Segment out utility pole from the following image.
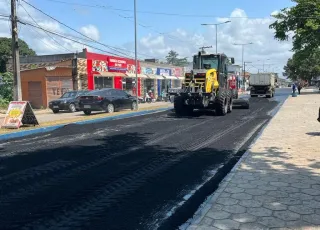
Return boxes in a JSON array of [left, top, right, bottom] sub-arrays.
[[11, 0, 22, 101], [233, 42, 253, 79], [201, 21, 231, 53], [134, 0, 138, 110]]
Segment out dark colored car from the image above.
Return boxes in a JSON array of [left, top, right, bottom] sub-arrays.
[[318, 107, 320, 122], [78, 88, 137, 115], [49, 90, 89, 113]]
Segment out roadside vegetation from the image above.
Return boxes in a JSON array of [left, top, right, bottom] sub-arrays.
[[270, 0, 320, 82]]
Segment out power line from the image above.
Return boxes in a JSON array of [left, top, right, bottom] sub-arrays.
[[41, 0, 274, 19], [20, 0, 176, 59], [20, 0, 135, 58], [86, 0, 201, 47], [19, 20, 131, 56], [19, 2, 72, 53]]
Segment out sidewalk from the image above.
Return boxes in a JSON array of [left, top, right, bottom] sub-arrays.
[[186, 91, 320, 230]]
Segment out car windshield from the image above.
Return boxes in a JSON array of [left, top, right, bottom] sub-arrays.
[[193, 55, 219, 70], [61, 92, 77, 98]]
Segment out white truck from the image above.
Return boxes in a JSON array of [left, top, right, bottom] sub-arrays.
[[249, 73, 276, 98]]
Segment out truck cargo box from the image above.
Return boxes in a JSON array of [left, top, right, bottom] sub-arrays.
[[249, 73, 275, 86]]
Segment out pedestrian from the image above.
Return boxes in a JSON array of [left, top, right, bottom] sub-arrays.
[[297, 82, 302, 94], [292, 83, 296, 95]]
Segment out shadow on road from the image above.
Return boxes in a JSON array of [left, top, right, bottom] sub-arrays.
[[306, 132, 320, 136], [0, 129, 250, 230]]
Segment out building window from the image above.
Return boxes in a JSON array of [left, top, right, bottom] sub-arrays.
[[94, 76, 113, 89], [144, 78, 155, 95], [124, 77, 134, 95], [172, 79, 181, 88]]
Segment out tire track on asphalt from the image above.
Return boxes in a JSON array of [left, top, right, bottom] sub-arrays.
[[1, 104, 260, 192], [0, 160, 77, 188], [0, 115, 165, 157], [0, 115, 223, 205], [18, 111, 263, 229], [1, 105, 263, 229]]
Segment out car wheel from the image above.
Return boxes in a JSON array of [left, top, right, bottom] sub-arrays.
[[107, 103, 115, 113], [52, 109, 59, 114], [84, 110, 91, 115], [68, 103, 76, 113], [131, 101, 137, 110]]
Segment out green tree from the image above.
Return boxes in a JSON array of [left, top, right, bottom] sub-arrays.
[[284, 48, 320, 81], [165, 50, 189, 67], [269, 0, 320, 53], [0, 37, 36, 73], [0, 72, 13, 107]]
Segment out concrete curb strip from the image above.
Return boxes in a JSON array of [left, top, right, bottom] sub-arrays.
[[183, 96, 289, 229], [0, 107, 173, 141]]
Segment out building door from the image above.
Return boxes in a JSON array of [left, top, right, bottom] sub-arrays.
[[28, 81, 43, 109]]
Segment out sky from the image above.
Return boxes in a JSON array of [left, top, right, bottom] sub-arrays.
[[0, 0, 296, 76]]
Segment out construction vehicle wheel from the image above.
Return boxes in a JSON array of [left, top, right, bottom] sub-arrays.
[[174, 96, 193, 116], [227, 91, 234, 113], [216, 90, 228, 116]]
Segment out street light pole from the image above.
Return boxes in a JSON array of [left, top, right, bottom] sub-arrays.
[[257, 59, 270, 72], [134, 0, 138, 110], [215, 24, 218, 53], [233, 42, 253, 78], [201, 21, 231, 53]]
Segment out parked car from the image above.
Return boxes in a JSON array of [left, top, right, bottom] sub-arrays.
[[78, 88, 137, 115], [49, 90, 89, 113], [318, 107, 320, 123]]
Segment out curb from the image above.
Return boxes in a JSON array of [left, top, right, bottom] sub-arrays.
[[0, 106, 173, 141]]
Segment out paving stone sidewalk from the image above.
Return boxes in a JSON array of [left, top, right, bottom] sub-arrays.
[[186, 91, 320, 230]]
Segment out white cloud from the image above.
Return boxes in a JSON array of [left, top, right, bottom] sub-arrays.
[[0, 3, 293, 76], [0, 0, 100, 55], [80, 25, 100, 41], [125, 8, 293, 76]]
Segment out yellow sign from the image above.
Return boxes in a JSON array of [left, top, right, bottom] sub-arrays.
[[9, 108, 22, 118], [1, 101, 39, 129]]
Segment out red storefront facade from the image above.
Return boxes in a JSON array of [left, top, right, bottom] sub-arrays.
[[85, 49, 142, 96]]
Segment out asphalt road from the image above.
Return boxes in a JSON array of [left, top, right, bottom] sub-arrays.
[[0, 88, 290, 230]]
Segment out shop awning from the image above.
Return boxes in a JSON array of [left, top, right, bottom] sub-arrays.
[[95, 72, 126, 77], [147, 74, 165, 79], [125, 73, 149, 78], [163, 76, 179, 80]]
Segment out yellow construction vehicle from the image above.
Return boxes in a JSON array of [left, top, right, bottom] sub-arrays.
[[169, 47, 235, 116]]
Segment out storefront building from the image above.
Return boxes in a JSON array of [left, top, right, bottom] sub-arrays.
[[85, 50, 143, 96], [20, 64, 73, 109]]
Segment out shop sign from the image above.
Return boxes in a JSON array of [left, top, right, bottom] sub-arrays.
[[92, 60, 108, 72], [157, 68, 171, 76], [108, 57, 127, 72], [172, 68, 182, 77], [126, 64, 136, 74], [1, 101, 39, 129], [142, 67, 156, 75]]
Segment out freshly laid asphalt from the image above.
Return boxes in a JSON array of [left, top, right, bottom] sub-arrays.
[[0, 88, 290, 230]]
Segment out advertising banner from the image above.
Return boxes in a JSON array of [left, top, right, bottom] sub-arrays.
[[142, 67, 157, 75], [108, 57, 127, 72], [156, 68, 171, 76], [1, 101, 39, 129], [172, 68, 182, 77], [92, 60, 108, 72]]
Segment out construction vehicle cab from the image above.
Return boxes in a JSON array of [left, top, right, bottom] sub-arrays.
[[169, 48, 235, 116]]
